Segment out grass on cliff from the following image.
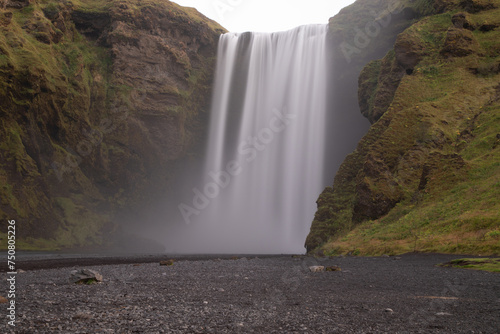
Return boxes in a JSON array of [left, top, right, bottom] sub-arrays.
[[321, 7, 500, 257], [323, 83, 500, 256], [439, 258, 500, 272]]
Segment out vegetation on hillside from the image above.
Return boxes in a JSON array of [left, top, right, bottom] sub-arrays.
[[307, 0, 500, 256]]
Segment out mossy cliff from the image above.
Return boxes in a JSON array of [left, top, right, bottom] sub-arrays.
[[307, 0, 500, 256], [0, 0, 224, 249]]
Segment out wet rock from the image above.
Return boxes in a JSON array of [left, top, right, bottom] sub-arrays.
[[309, 266, 325, 273], [69, 269, 103, 284]]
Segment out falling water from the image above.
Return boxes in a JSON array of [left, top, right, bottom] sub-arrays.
[[177, 25, 329, 254]]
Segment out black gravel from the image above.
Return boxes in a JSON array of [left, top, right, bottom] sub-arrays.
[[1, 254, 499, 333]]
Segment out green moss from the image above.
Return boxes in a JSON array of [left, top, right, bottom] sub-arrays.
[[54, 197, 108, 247], [440, 258, 500, 272], [309, 0, 500, 255]]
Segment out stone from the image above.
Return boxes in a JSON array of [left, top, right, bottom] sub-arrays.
[[0, 296, 8, 303], [436, 312, 453, 316], [160, 260, 175, 266], [69, 269, 103, 284], [385, 308, 394, 313], [326, 266, 342, 272], [309, 266, 325, 273]]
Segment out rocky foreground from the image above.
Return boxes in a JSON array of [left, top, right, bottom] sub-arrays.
[[1, 254, 499, 333]]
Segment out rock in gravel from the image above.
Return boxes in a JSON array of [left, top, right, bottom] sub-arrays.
[[309, 266, 325, 272], [436, 312, 453, 316], [326, 266, 342, 272], [69, 269, 103, 284], [0, 296, 8, 303], [385, 308, 394, 313], [160, 260, 175, 266]]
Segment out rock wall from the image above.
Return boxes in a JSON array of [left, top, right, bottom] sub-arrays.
[[306, 0, 500, 254], [0, 0, 225, 249]]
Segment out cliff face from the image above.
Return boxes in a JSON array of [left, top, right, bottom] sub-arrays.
[[307, 0, 500, 255], [0, 0, 224, 249]]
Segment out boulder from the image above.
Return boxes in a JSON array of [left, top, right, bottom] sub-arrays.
[[69, 269, 103, 284], [309, 266, 325, 273]]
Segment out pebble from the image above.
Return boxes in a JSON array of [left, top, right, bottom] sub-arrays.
[[1, 255, 497, 333]]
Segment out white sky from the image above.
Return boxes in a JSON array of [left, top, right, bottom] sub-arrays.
[[172, 0, 357, 33]]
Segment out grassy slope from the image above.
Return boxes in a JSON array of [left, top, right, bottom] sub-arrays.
[[316, 1, 500, 256]]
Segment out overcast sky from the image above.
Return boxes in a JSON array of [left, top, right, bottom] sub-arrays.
[[172, 0, 357, 32]]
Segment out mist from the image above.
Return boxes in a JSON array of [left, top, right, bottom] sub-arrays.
[[117, 22, 370, 255]]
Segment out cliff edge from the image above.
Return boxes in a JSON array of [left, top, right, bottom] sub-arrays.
[[0, 0, 225, 249], [307, 0, 500, 256]]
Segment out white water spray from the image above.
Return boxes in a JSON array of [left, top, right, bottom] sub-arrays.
[[176, 24, 329, 254]]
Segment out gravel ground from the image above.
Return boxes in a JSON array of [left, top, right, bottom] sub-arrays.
[[1, 254, 499, 333]]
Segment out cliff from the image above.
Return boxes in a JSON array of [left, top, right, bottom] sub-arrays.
[[306, 0, 500, 255], [0, 0, 224, 249]]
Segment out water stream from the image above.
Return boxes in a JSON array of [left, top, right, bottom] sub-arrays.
[[176, 25, 329, 254]]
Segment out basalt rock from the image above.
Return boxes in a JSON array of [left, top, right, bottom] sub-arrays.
[[441, 27, 480, 57]]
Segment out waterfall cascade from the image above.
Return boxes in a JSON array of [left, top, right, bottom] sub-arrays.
[[177, 24, 329, 254]]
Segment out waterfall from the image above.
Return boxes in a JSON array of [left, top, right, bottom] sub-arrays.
[[177, 24, 329, 254]]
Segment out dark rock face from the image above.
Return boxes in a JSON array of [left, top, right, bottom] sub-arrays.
[[441, 27, 480, 57], [2, 0, 31, 9], [460, 0, 498, 13], [0, 0, 225, 247], [452, 12, 476, 30], [321, 0, 432, 191], [394, 34, 427, 71]]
